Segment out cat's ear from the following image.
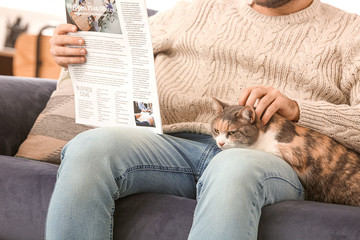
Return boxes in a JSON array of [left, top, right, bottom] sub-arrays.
[[212, 97, 229, 114], [236, 106, 256, 123]]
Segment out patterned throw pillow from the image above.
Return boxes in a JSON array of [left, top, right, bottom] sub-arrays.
[[16, 69, 93, 163]]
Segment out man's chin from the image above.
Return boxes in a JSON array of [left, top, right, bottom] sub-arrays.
[[253, 0, 293, 9]]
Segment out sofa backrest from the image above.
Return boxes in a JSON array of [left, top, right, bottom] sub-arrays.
[[0, 76, 57, 156]]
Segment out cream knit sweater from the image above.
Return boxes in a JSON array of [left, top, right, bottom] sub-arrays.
[[149, 0, 360, 152]]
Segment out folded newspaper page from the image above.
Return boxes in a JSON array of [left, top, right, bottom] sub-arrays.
[[65, 0, 162, 134]]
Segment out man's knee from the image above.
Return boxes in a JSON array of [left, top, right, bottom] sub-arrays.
[[63, 127, 153, 161], [197, 149, 266, 198], [197, 148, 304, 202], [201, 148, 271, 183], [59, 127, 155, 179]]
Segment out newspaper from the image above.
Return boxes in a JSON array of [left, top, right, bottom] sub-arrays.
[[65, 0, 162, 134]]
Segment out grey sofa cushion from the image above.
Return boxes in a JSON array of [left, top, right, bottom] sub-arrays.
[[0, 156, 58, 240], [114, 193, 195, 239]]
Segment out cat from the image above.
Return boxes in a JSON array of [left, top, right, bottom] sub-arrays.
[[211, 97, 360, 207]]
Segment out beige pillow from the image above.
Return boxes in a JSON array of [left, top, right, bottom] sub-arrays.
[[16, 69, 93, 163]]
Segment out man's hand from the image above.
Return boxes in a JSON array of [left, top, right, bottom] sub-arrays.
[[49, 24, 87, 68], [238, 86, 300, 125]]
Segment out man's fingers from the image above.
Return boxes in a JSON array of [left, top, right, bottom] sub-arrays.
[[50, 45, 86, 57], [239, 86, 300, 124], [55, 24, 78, 35], [261, 98, 281, 125], [50, 34, 85, 47], [245, 87, 268, 106], [54, 56, 86, 66], [255, 92, 276, 118], [49, 24, 87, 68], [238, 86, 256, 105]]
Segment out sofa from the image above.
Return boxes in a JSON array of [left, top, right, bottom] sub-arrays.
[[1, 75, 360, 240]]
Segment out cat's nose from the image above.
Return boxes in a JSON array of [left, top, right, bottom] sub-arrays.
[[219, 142, 225, 147]]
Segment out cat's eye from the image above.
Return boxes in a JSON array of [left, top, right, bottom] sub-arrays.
[[213, 128, 219, 134], [228, 131, 236, 136]]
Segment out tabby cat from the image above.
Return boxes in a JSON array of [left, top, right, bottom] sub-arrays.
[[211, 97, 360, 206]]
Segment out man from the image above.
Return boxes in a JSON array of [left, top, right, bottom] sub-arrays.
[[46, 0, 360, 239]]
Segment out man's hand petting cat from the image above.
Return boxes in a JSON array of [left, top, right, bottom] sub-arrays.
[[238, 86, 300, 125], [49, 24, 87, 68]]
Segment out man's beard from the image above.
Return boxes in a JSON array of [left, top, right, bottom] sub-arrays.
[[253, 0, 293, 8]]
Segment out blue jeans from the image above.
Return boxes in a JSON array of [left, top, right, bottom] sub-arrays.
[[45, 127, 304, 239]]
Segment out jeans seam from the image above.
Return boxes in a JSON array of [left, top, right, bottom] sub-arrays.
[[109, 202, 115, 240], [113, 165, 194, 182], [56, 150, 66, 179], [261, 176, 304, 193], [196, 181, 203, 201], [196, 142, 219, 181], [163, 136, 198, 180]]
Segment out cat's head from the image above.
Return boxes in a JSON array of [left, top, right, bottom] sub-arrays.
[[211, 97, 261, 150]]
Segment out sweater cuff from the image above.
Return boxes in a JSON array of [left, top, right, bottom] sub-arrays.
[[56, 68, 71, 89]]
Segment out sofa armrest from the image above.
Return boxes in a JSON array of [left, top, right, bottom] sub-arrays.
[[0, 76, 57, 156]]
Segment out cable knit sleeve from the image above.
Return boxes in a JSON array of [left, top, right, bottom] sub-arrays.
[[297, 25, 360, 152]]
